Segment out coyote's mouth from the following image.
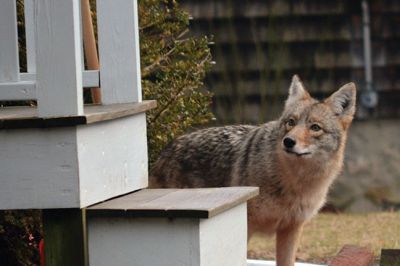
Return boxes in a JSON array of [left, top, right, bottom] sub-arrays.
[[284, 149, 311, 157]]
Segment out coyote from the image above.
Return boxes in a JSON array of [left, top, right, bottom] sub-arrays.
[[150, 75, 356, 266]]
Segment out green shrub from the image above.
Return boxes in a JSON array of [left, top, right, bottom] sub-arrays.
[[140, 0, 214, 164]]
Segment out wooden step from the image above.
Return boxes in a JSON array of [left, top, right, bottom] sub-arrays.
[[86, 187, 259, 266], [87, 187, 259, 218], [0, 101, 156, 210], [0, 100, 156, 129]]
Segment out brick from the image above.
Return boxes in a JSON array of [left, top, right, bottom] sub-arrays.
[[328, 245, 374, 266]]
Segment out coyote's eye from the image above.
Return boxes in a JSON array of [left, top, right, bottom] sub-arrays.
[[310, 124, 322, 132], [286, 119, 296, 127]]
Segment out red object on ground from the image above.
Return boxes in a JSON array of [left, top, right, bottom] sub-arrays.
[[328, 245, 374, 266], [39, 239, 45, 266]]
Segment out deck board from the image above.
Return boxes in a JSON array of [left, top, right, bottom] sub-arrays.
[[0, 100, 156, 129], [87, 187, 259, 218]]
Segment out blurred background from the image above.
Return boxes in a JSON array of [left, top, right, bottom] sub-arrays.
[[179, 0, 400, 213]]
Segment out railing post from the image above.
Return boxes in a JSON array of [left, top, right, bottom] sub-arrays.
[[0, 0, 20, 82], [97, 0, 142, 104], [36, 0, 84, 117]]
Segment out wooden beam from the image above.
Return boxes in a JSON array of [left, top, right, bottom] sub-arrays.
[[43, 209, 88, 266]]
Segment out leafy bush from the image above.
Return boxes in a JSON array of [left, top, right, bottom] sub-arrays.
[[140, 0, 214, 164]]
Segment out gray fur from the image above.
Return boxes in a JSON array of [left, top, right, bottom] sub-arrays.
[[150, 76, 356, 236]]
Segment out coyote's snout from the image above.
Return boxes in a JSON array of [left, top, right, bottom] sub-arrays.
[[150, 75, 356, 266]]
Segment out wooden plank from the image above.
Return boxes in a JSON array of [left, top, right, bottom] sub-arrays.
[[20, 70, 99, 87], [43, 209, 88, 266], [0, 81, 36, 100], [83, 100, 156, 123], [380, 249, 400, 266], [0, 101, 156, 129], [24, 0, 36, 73], [97, 0, 142, 104], [36, 0, 84, 117], [87, 187, 259, 218], [0, 0, 20, 82]]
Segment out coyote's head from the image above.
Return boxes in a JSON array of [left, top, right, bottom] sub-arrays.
[[278, 75, 356, 162]]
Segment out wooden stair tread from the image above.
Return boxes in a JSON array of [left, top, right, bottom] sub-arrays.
[[87, 187, 259, 219], [0, 100, 156, 129]]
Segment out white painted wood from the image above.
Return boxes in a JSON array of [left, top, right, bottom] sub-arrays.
[[24, 0, 36, 73], [0, 112, 148, 209], [79, 0, 85, 71], [35, 0, 83, 117], [82, 70, 100, 88], [0, 71, 99, 101], [97, 0, 142, 104], [77, 113, 148, 207], [20, 70, 99, 87], [0, 0, 20, 82], [20, 73, 36, 82], [0, 127, 80, 209], [0, 81, 36, 100], [89, 218, 200, 266], [199, 204, 247, 266], [87, 204, 247, 266]]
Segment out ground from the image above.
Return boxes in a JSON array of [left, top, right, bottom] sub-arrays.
[[248, 212, 400, 264]]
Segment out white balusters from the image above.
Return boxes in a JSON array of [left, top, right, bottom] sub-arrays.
[[35, 0, 84, 116], [97, 0, 142, 104], [0, 0, 20, 82]]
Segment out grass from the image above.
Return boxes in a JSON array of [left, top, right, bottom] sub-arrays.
[[248, 212, 400, 264]]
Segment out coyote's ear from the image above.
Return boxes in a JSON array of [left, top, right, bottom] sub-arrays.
[[326, 83, 356, 116], [326, 83, 357, 128], [285, 75, 311, 108]]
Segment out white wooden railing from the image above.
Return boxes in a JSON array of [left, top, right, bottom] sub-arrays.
[[0, 0, 142, 117]]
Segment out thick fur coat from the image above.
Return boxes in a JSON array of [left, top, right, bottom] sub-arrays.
[[150, 75, 356, 266]]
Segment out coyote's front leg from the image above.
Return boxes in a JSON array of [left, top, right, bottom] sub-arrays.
[[276, 222, 304, 266]]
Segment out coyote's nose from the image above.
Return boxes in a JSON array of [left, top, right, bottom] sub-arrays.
[[283, 137, 296, 149]]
